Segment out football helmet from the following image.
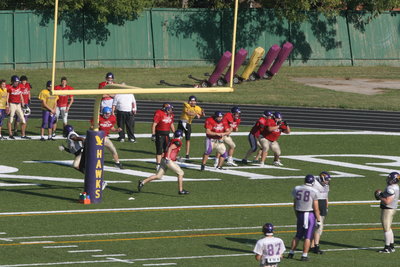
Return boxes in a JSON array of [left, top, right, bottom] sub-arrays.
[[11, 75, 20, 83], [305, 174, 315, 185], [105, 72, 114, 79], [263, 110, 273, 117], [22, 105, 31, 116], [319, 171, 331, 185], [162, 103, 174, 112], [262, 223, 274, 236], [63, 125, 74, 137], [274, 112, 282, 119], [231, 106, 241, 114], [46, 80, 52, 87], [188, 95, 197, 102], [174, 129, 183, 138], [102, 106, 112, 118], [387, 172, 399, 185], [213, 111, 223, 122]]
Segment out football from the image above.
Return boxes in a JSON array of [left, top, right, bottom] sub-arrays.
[[374, 189, 382, 200]]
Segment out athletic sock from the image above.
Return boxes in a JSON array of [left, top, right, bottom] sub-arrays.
[[302, 253, 308, 257]]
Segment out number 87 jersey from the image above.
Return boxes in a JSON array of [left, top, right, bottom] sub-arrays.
[[253, 237, 285, 265], [292, 184, 319, 212]]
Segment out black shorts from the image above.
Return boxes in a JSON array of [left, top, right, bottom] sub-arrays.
[[155, 131, 170, 155], [318, 199, 328, 216], [178, 121, 192, 140]]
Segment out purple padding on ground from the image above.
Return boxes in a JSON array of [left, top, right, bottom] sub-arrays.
[[208, 51, 232, 85], [269, 42, 294, 75], [224, 48, 248, 83], [256, 45, 281, 77], [84, 130, 105, 204]]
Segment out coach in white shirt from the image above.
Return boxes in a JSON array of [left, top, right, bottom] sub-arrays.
[[112, 93, 137, 142]]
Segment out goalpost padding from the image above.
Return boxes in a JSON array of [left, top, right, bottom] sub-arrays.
[[208, 51, 232, 85], [256, 44, 281, 78], [268, 42, 294, 76], [84, 130, 105, 204], [223, 48, 248, 83]]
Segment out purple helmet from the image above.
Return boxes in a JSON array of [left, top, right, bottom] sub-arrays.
[[274, 112, 282, 119], [174, 129, 183, 138], [263, 110, 273, 117], [387, 172, 399, 185], [105, 72, 114, 79], [305, 174, 315, 185], [188, 95, 197, 102], [46, 80, 52, 87], [231, 106, 241, 114], [319, 171, 331, 184], [63, 125, 74, 137], [262, 223, 274, 235], [11, 75, 20, 83]]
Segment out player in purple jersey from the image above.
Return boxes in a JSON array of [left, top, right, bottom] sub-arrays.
[[287, 175, 321, 261]]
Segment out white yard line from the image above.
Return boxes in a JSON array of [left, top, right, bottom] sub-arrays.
[[92, 254, 126, 258], [43, 245, 78, 249], [68, 249, 102, 253]]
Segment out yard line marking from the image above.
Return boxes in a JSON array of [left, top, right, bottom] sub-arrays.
[[68, 249, 102, 253], [0, 232, 6, 234], [143, 264, 177, 266], [4, 222, 397, 242], [43, 245, 78, 249], [0, 200, 379, 217], [0, 260, 112, 266], [0, 183, 40, 187], [106, 257, 134, 264], [20, 241, 54, 244], [92, 254, 126, 257], [1, 227, 398, 247]]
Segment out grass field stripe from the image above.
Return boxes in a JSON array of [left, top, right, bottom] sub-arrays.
[[1, 227, 398, 247], [0, 200, 379, 217], [3, 221, 397, 241], [68, 249, 102, 253], [43, 245, 78, 249]]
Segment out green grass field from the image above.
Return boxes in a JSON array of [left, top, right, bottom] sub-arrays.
[[1, 120, 400, 266], [1, 65, 400, 110]]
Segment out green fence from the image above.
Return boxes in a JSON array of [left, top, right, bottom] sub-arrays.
[[0, 9, 399, 70]]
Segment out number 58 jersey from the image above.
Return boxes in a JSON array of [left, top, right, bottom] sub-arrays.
[[292, 185, 319, 212]]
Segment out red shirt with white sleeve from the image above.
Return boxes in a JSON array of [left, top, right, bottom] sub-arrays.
[[7, 84, 23, 104], [98, 81, 114, 100], [223, 112, 241, 131], [54, 85, 74, 107], [164, 138, 182, 161], [204, 117, 229, 140], [262, 118, 288, 141], [20, 83, 31, 105], [153, 109, 174, 132], [91, 115, 117, 136], [249, 117, 268, 138]]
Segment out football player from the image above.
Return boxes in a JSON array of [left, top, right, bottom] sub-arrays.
[[0, 80, 9, 140], [254, 223, 285, 267], [242, 110, 272, 164], [59, 125, 85, 172], [52, 77, 74, 137], [151, 103, 175, 170], [178, 95, 205, 159], [138, 130, 189, 195], [311, 171, 331, 254], [259, 112, 290, 167], [6, 75, 28, 139], [13, 75, 32, 138], [38, 81, 58, 141], [98, 72, 115, 110], [221, 106, 241, 166], [200, 111, 231, 170], [288, 175, 321, 261], [375, 172, 400, 253], [90, 107, 123, 169]]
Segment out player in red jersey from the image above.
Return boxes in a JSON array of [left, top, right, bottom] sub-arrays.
[[13, 75, 31, 137], [221, 106, 242, 166], [98, 72, 115, 110], [52, 77, 74, 136], [151, 103, 175, 170], [242, 110, 272, 164], [6, 75, 28, 139], [259, 111, 290, 166], [90, 107, 123, 169], [138, 129, 189, 195], [200, 111, 231, 171]]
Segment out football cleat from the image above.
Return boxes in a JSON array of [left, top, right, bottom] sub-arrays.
[[48, 137, 55, 141], [40, 137, 46, 141], [185, 155, 190, 160], [241, 159, 248, 164], [129, 138, 136, 143], [216, 166, 225, 171], [118, 138, 125, 142], [287, 253, 294, 259], [155, 164, 161, 171], [178, 189, 190, 195], [52, 132, 56, 137], [273, 161, 283, 166], [300, 256, 309, 261], [9, 135, 15, 140], [101, 181, 108, 190], [390, 244, 395, 252], [226, 161, 238, 167], [0, 136, 7, 140], [200, 164, 205, 171], [114, 162, 123, 169], [137, 180, 144, 192], [378, 247, 391, 253], [312, 246, 324, 254], [21, 136, 31, 139]]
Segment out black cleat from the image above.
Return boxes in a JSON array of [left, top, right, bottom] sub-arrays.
[[185, 155, 190, 160], [300, 256, 309, 261], [200, 164, 205, 171], [9, 135, 15, 140], [312, 246, 324, 254], [40, 137, 46, 141], [137, 180, 144, 192], [241, 159, 248, 164], [178, 190, 190, 195], [287, 253, 294, 259], [378, 247, 392, 253], [21, 136, 31, 139], [390, 244, 395, 252], [114, 162, 123, 169]]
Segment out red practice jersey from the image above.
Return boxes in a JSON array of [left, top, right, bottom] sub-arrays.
[[7, 84, 23, 104], [98, 81, 114, 100], [20, 83, 31, 104], [91, 115, 117, 136], [223, 112, 241, 131], [165, 138, 182, 161], [153, 109, 174, 132], [204, 117, 229, 140], [54, 85, 74, 107], [249, 117, 268, 138], [261, 118, 287, 141]]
